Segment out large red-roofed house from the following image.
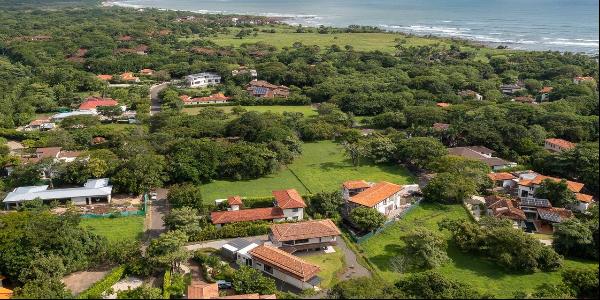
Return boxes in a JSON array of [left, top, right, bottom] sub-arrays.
[[268, 219, 341, 253], [210, 189, 306, 227], [342, 180, 419, 219]]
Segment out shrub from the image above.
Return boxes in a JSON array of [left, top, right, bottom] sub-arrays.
[[162, 270, 171, 299], [78, 265, 125, 299]]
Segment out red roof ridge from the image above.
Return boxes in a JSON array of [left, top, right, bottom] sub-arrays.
[[273, 189, 306, 209]]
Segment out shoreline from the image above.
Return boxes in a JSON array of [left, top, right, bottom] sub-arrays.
[[102, 1, 598, 55]]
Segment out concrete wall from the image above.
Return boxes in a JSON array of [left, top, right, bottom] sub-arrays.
[[283, 207, 303, 221]]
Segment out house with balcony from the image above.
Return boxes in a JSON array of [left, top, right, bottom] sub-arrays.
[[235, 244, 321, 290], [210, 189, 306, 227], [342, 181, 419, 219], [515, 171, 593, 213], [268, 219, 341, 253], [186, 72, 221, 88]]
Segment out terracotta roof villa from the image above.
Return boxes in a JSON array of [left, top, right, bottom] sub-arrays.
[[268, 219, 342, 253], [485, 195, 526, 222], [211, 189, 306, 226], [246, 80, 290, 98], [250, 245, 320, 287], [349, 182, 402, 208], [544, 138, 576, 152], [210, 207, 284, 225], [342, 180, 420, 219], [270, 219, 341, 242], [79, 97, 119, 111], [272, 189, 306, 209]]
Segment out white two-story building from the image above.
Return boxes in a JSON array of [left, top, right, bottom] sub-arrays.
[[342, 181, 418, 219], [185, 72, 221, 88]]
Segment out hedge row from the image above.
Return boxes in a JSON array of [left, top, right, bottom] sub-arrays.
[[191, 221, 271, 242], [78, 265, 126, 299], [163, 269, 171, 299]]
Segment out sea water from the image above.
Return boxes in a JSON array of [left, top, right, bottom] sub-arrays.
[[111, 0, 599, 54]]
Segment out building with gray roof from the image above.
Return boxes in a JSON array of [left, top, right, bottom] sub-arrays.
[[3, 178, 112, 209]]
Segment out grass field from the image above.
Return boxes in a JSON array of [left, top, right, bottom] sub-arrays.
[[301, 247, 345, 288], [183, 25, 512, 62], [359, 203, 599, 298], [201, 26, 451, 54], [183, 105, 317, 117], [200, 140, 414, 201], [80, 216, 145, 243]]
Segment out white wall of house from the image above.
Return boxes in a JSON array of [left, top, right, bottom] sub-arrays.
[[544, 141, 566, 152], [252, 261, 316, 290], [230, 204, 240, 211], [186, 73, 221, 88], [282, 207, 303, 221], [373, 192, 401, 216]]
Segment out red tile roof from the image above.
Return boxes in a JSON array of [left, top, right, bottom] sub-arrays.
[[545, 138, 576, 150], [250, 245, 320, 281], [211, 207, 284, 225], [58, 151, 82, 159], [227, 196, 243, 206], [519, 175, 584, 193], [270, 219, 341, 242], [485, 195, 526, 221], [36, 147, 62, 159], [342, 180, 370, 190], [575, 193, 593, 203], [187, 282, 219, 299], [97, 74, 113, 81], [121, 72, 138, 81], [187, 93, 230, 103], [79, 97, 119, 110], [436, 102, 450, 108], [488, 172, 516, 181], [539, 86, 553, 93], [273, 189, 306, 209], [349, 181, 402, 207]]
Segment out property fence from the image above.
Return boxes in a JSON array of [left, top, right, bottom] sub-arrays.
[[350, 199, 422, 244], [80, 193, 148, 219]]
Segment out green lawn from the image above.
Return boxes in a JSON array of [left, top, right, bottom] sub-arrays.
[[200, 141, 414, 201], [301, 247, 345, 288], [79, 216, 145, 243], [182, 105, 317, 117], [183, 25, 512, 62], [359, 203, 599, 298], [203, 27, 449, 54]]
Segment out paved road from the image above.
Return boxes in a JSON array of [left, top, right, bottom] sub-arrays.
[[149, 82, 169, 116], [337, 237, 371, 279], [145, 188, 169, 241]]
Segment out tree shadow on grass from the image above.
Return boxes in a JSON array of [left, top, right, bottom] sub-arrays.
[[367, 244, 404, 272], [319, 161, 351, 171], [444, 242, 516, 280]]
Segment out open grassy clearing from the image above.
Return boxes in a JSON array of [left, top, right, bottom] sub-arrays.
[[300, 247, 345, 289], [359, 203, 599, 298], [183, 25, 511, 62], [79, 216, 145, 243], [200, 140, 414, 201], [182, 105, 317, 117]]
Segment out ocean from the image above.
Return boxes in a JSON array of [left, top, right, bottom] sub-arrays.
[[110, 0, 599, 54]]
